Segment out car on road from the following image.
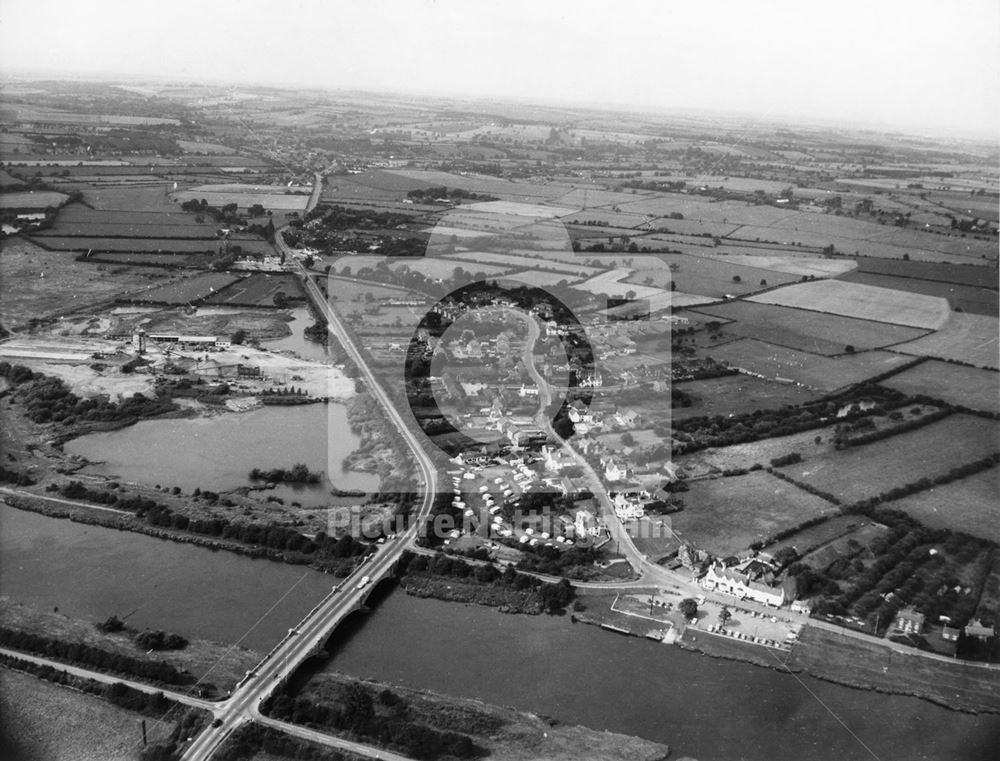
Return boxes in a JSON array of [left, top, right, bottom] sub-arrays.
[[357, 575, 371, 589]]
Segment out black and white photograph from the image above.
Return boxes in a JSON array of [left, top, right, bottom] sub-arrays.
[[0, 2, 998, 760]]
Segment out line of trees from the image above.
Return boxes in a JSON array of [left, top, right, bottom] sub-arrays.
[[0, 464, 36, 486], [0, 362, 175, 426], [0, 626, 194, 685], [263, 680, 484, 760], [47, 480, 372, 567], [399, 551, 575, 613], [248, 464, 321, 484], [215, 722, 357, 761]]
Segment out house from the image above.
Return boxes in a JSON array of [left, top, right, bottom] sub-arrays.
[[701, 558, 795, 607], [574, 509, 601, 537], [894, 607, 925, 635], [678, 543, 710, 573], [614, 408, 640, 427], [942, 626, 961, 642], [605, 460, 628, 482], [964, 619, 996, 640]]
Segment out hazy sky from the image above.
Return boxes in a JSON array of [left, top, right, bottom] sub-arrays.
[[1, 0, 998, 136]]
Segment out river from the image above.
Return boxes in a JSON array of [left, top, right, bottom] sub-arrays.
[[318, 590, 1000, 761], [0, 503, 334, 652], [2, 503, 997, 759], [64, 403, 378, 506], [263, 306, 329, 362]]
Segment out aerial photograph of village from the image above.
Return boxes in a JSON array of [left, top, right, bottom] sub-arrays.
[[0, 1, 997, 760]]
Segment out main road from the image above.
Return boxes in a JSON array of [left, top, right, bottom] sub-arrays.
[[179, 253, 439, 761]]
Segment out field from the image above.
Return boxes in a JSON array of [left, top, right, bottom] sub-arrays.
[[671, 373, 817, 420], [172, 186, 310, 211], [748, 279, 949, 329], [851, 256, 998, 287], [0, 191, 69, 209], [385, 168, 570, 201], [677, 425, 847, 477], [205, 273, 304, 306], [689, 252, 860, 277], [29, 236, 223, 253], [890, 313, 1000, 369], [838, 269, 998, 316], [670, 470, 839, 556], [84, 252, 213, 267], [626, 254, 803, 299], [708, 338, 913, 391], [78, 185, 181, 213], [788, 626, 1000, 715], [881, 360, 1000, 414], [0, 239, 185, 328], [0, 667, 176, 761], [692, 302, 929, 355], [123, 272, 242, 305], [445, 251, 596, 276], [886, 466, 1000, 543], [763, 515, 883, 558], [391, 257, 511, 280], [779, 414, 999, 505]]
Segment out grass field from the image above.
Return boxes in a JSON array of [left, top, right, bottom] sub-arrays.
[[671, 373, 817, 420], [699, 253, 858, 278], [81, 185, 180, 212], [693, 302, 928, 355], [789, 626, 1000, 715], [125, 272, 242, 305], [708, 338, 913, 391], [838, 270, 998, 316], [0, 239, 185, 328], [0, 191, 68, 209], [391, 257, 511, 280], [446, 251, 597, 276], [748, 279, 950, 329], [627, 254, 802, 298], [670, 470, 839, 556], [0, 667, 175, 761], [886, 466, 1000, 543], [34, 223, 216, 239], [763, 515, 882, 558], [677, 425, 845, 477], [891, 313, 999, 369], [204, 273, 304, 306], [30, 236, 223, 253], [882, 360, 1000, 414], [781, 414, 999, 505], [851, 256, 998, 287]]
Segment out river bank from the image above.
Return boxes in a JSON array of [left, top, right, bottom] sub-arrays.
[[279, 671, 672, 761], [0, 492, 362, 576], [0, 599, 260, 697], [574, 589, 1000, 716], [399, 575, 549, 614]]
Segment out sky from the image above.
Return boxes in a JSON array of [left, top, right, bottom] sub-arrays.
[[1, 0, 998, 137]]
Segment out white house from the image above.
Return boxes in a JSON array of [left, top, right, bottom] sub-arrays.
[[701, 560, 795, 607]]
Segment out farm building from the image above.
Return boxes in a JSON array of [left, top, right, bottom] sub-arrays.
[[148, 334, 220, 347]]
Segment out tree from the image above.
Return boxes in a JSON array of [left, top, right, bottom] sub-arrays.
[[718, 605, 732, 627], [679, 598, 698, 620], [731, 275, 742, 283], [273, 292, 289, 308], [620, 432, 635, 447], [231, 329, 247, 345]]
